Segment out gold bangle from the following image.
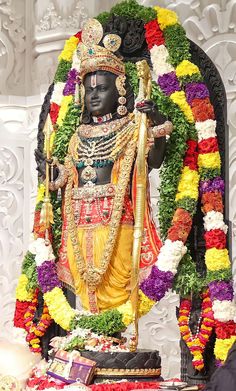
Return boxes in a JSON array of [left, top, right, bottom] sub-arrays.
[[151, 120, 173, 138]]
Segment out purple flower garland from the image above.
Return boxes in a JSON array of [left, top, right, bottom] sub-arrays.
[[37, 260, 62, 293], [199, 177, 225, 196], [63, 69, 79, 96], [209, 280, 234, 302], [140, 266, 174, 301]]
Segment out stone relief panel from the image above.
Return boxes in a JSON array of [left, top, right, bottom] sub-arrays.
[[0, 0, 26, 95], [0, 99, 41, 340]]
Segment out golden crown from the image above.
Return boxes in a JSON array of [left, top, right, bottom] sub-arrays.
[[77, 19, 125, 79]]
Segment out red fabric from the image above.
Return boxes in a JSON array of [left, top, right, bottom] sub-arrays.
[[132, 165, 162, 268]]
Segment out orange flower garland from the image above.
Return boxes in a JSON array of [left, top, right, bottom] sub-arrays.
[[24, 289, 52, 353], [178, 290, 215, 371]]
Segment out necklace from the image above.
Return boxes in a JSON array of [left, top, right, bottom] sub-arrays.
[[74, 117, 136, 184], [178, 290, 214, 371], [64, 121, 138, 311], [92, 113, 112, 123]]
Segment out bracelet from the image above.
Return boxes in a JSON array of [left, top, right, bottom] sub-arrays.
[[48, 157, 68, 191], [151, 120, 173, 138]]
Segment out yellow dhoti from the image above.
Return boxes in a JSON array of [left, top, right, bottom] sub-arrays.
[[67, 224, 133, 311]]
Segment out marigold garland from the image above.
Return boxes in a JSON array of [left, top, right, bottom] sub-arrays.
[[178, 290, 214, 371]]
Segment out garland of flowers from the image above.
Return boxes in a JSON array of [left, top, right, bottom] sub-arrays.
[[178, 290, 214, 371], [14, 0, 236, 366], [24, 289, 52, 353]]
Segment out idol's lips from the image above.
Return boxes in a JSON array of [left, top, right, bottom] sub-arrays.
[[91, 100, 100, 105]]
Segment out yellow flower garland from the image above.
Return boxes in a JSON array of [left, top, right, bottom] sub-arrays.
[[198, 152, 221, 169], [205, 248, 230, 271], [154, 6, 179, 29], [176, 60, 200, 78], [16, 274, 34, 301], [214, 336, 236, 361], [56, 95, 73, 127], [58, 36, 79, 62], [44, 287, 76, 330], [175, 166, 199, 201], [170, 91, 194, 123], [36, 183, 46, 205]]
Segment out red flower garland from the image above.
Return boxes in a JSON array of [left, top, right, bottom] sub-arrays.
[[144, 19, 165, 49], [14, 300, 30, 329], [204, 229, 226, 250]]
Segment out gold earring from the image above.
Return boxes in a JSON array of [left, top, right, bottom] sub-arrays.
[[115, 75, 127, 116]]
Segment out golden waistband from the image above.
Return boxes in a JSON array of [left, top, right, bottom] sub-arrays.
[[72, 183, 116, 200]]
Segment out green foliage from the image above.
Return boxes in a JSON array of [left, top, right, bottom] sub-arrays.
[[35, 201, 43, 212], [96, 12, 111, 25], [173, 252, 206, 296], [151, 83, 191, 238], [54, 60, 72, 83], [64, 337, 86, 352], [179, 73, 203, 87], [200, 167, 221, 181], [206, 269, 232, 284], [164, 24, 191, 67], [187, 124, 198, 141], [70, 309, 126, 336], [176, 197, 197, 216], [125, 62, 139, 96], [22, 252, 38, 290], [53, 102, 81, 164], [51, 194, 63, 257], [96, 0, 156, 24]]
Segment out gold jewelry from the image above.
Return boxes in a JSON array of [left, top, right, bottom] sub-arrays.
[[69, 116, 135, 184], [48, 157, 68, 191], [116, 75, 127, 116], [64, 122, 138, 298], [78, 19, 125, 79], [103, 34, 122, 53], [151, 120, 173, 138], [77, 115, 132, 139]]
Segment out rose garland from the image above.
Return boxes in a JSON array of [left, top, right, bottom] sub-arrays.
[[14, 0, 236, 367]]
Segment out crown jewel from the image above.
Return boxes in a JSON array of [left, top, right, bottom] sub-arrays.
[[78, 19, 125, 79]]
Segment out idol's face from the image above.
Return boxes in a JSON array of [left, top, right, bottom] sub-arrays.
[[84, 71, 119, 117]]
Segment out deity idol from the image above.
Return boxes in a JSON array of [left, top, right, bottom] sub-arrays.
[[14, 1, 233, 386], [45, 20, 171, 315]]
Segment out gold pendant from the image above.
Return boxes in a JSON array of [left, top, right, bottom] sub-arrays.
[[81, 166, 97, 183]]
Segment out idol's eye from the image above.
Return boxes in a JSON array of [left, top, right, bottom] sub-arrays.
[[97, 85, 107, 92], [85, 87, 94, 94]]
